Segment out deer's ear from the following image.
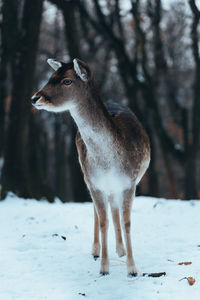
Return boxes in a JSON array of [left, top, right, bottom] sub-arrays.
[[73, 58, 89, 82], [47, 58, 62, 71]]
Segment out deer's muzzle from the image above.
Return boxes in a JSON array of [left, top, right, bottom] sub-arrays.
[[31, 95, 41, 104]]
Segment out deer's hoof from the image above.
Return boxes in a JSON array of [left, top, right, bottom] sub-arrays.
[[100, 262, 109, 275], [93, 255, 99, 261], [100, 271, 109, 276], [128, 272, 138, 277]]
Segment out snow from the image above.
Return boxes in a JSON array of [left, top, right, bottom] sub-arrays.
[[0, 194, 200, 300]]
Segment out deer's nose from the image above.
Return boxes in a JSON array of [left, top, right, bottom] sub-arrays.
[[31, 95, 41, 104]]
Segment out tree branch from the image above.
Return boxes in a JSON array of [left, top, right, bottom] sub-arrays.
[[131, 0, 184, 162]]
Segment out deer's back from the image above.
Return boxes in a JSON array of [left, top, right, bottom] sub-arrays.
[[105, 102, 149, 153]]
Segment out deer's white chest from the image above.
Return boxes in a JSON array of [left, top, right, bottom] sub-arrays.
[[82, 128, 131, 195], [90, 167, 131, 196], [73, 115, 132, 195]]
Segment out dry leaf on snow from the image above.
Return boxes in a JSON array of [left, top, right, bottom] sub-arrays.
[[178, 262, 192, 265], [179, 276, 196, 286], [187, 277, 195, 286]]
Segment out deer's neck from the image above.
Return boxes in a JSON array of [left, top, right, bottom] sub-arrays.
[[70, 92, 114, 153]]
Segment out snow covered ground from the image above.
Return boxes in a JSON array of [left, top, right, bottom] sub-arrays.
[[0, 194, 200, 300]]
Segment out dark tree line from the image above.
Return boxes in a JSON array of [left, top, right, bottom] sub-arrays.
[[0, 0, 200, 202]]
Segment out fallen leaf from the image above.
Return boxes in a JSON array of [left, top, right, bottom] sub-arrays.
[[178, 262, 192, 265], [187, 277, 195, 286], [179, 276, 196, 286]]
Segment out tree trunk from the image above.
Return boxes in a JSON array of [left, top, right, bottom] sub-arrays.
[[1, 0, 43, 199], [185, 0, 200, 199], [0, 0, 18, 156], [61, 0, 90, 202], [28, 113, 55, 202], [184, 146, 197, 199], [54, 117, 68, 202], [0, 56, 6, 156]]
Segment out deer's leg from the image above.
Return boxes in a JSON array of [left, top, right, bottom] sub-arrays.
[[92, 205, 100, 259], [90, 190, 109, 275], [122, 188, 138, 276], [109, 196, 126, 257]]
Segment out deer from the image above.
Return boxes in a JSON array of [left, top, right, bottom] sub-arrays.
[[31, 58, 150, 276]]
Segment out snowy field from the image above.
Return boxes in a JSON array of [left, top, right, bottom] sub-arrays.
[[0, 195, 200, 300]]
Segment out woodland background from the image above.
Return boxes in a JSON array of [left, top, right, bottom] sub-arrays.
[[0, 0, 200, 202]]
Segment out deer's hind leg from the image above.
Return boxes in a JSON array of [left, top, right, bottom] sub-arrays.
[[92, 205, 100, 259], [109, 195, 126, 257], [122, 187, 138, 276], [90, 189, 109, 275]]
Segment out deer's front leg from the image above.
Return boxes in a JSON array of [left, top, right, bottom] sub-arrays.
[[92, 205, 100, 259], [91, 190, 109, 275]]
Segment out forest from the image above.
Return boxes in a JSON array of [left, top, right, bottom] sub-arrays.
[[0, 0, 200, 202]]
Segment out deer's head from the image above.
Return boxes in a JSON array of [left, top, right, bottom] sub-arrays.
[[31, 58, 92, 112]]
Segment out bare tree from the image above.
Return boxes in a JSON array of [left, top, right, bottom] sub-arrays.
[[73, 0, 200, 199], [0, 0, 18, 156], [1, 0, 44, 199], [186, 0, 200, 199]]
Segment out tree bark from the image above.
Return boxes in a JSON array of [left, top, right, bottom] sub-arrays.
[[185, 0, 200, 199], [28, 113, 55, 202], [54, 116, 68, 202], [75, 0, 185, 198], [0, 0, 18, 156], [1, 0, 43, 199]]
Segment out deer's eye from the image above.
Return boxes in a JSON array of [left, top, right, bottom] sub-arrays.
[[63, 79, 72, 86]]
